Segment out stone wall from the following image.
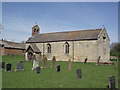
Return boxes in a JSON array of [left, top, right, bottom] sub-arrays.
[[97, 28, 110, 62], [26, 40, 109, 62]]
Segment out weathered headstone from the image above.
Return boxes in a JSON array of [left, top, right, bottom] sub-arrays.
[[36, 67, 40, 74], [56, 65, 60, 72], [96, 56, 101, 65], [68, 59, 72, 71], [51, 56, 56, 68], [0, 62, 5, 69], [109, 76, 116, 89], [5, 63, 12, 72], [15, 61, 24, 71], [83, 58, 88, 64], [76, 69, 82, 79], [42, 55, 47, 68]]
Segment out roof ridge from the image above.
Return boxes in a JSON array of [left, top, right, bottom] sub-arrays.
[[38, 28, 102, 35], [26, 28, 103, 43]]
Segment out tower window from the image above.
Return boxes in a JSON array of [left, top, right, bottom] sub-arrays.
[[103, 36, 106, 39], [34, 29, 37, 32], [47, 44, 51, 53], [65, 42, 69, 53], [37, 29, 39, 32]]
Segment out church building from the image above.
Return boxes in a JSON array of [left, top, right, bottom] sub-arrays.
[[25, 24, 110, 62]]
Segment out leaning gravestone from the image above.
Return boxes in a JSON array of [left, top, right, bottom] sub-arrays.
[[76, 69, 82, 79], [5, 63, 12, 72], [109, 76, 116, 89], [35, 67, 40, 74], [15, 61, 24, 71], [83, 58, 88, 64], [0, 62, 5, 69], [96, 56, 101, 65], [56, 65, 60, 72]]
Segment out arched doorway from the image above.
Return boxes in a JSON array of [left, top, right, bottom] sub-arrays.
[[27, 52, 33, 60]]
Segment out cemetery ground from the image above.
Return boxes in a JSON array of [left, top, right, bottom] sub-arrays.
[[2, 55, 118, 88]]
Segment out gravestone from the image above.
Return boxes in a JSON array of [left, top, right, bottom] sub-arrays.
[[96, 56, 101, 65], [83, 58, 88, 64], [0, 62, 5, 69], [36, 67, 40, 74], [109, 76, 116, 89], [5, 63, 12, 72], [76, 69, 82, 79], [68, 59, 72, 71], [42, 55, 47, 68], [15, 61, 24, 71], [56, 65, 60, 72], [51, 56, 56, 68], [32, 60, 39, 70]]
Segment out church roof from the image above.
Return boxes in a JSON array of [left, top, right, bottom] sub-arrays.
[[26, 44, 41, 53], [26, 28, 102, 43]]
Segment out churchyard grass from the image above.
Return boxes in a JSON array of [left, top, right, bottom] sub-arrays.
[[2, 55, 118, 88]]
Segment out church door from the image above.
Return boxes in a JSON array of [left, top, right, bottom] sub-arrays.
[[28, 52, 33, 60]]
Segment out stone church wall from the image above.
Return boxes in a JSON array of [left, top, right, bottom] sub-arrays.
[[26, 40, 103, 62], [97, 29, 110, 62], [25, 29, 110, 62]]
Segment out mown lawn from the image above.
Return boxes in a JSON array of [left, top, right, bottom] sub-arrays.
[[2, 55, 118, 88]]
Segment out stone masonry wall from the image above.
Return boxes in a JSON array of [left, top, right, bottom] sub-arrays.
[[25, 29, 110, 62]]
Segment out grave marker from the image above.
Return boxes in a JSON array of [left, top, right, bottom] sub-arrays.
[[109, 76, 116, 89], [42, 55, 47, 68], [56, 65, 60, 72], [51, 56, 56, 68], [0, 62, 5, 69], [36, 67, 40, 74], [96, 56, 101, 65], [83, 58, 88, 64], [15, 61, 24, 71], [76, 69, 82, 79], [32, 60, 39, 70], [5, 63, 12, 72], [68, 59, 72, 71]]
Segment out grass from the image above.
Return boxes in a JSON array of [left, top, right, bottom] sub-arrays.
[[2, 55, 118, 88]]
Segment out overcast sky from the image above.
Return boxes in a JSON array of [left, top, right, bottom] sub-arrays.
[[2, 2, 118, 43]]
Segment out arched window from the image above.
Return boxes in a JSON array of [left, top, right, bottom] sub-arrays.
[[65, 42, 69, 53], [47, 44, 51, 53]]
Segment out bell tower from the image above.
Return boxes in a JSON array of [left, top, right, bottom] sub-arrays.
[[32, 24, 40, 36]]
